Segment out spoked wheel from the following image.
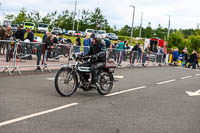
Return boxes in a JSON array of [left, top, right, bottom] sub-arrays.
[[55, 68, 78, 97], [97, 72, 114, 95]]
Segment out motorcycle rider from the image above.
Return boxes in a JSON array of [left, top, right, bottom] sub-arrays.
[[84, 34, 106, 88]]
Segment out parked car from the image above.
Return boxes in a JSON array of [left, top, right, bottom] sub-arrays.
[[38, 23, 48, 33], [85, 29, 94, 36], [107, 33, 118, 40], [11, 24, 18, 32], [51, 27, 63, 35], [74, 31, 82, 37], [81, 31, 85, 37], [63, 29, 68, 35], [34, 36, 42, 43], [98, 30, 107, 38], [24, 22, 35, 32], [67, 30, 76, 36]]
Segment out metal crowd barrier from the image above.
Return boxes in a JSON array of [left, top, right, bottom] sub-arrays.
[[0, 40, 169, 75], [106, 48, 167, 68], [0, 40, 72, 75]]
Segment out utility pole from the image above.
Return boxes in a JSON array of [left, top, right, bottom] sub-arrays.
[[130, 5, 135, 44], [77, 10, 80, 32], [72, 0, 77, 31], [139, 11, 143, 38], [167, 15, 171, 40]]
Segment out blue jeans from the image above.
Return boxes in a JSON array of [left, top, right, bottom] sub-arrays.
[[75, 46, 80, 53], [84, 46, 90, 56]]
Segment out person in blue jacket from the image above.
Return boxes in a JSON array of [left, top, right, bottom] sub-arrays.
[[173, 48, 179, 66]]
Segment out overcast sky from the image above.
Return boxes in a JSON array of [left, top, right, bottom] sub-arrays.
[[0, 0, 199, 29]]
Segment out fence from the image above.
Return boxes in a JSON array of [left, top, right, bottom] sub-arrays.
[[0, 40, 168, 75], [0, 40, 72, 75]]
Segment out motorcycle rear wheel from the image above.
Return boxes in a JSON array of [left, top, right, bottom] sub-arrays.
[[97, 72, 114, 95]]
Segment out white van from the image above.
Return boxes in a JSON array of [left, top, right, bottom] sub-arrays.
[[38, 23, 49, 33], [85, 29, 94, 36]]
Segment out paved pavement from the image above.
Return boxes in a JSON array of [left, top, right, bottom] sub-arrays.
[[0, 67, 200, 133]]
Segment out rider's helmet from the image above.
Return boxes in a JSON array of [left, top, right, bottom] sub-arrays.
[[94, 33, 103, 41]]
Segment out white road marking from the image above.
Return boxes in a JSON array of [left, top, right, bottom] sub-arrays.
[[114, 76, 124, 79], [195, 74, 200, 76], [186, 90, 200, 96], [46, 78, 55, 81], [47, 75, 124, 81], [105, 86, 147, 97], [0, 103, 79, 127], [156, 79, 176, 85], [181, 76, 192, 80]]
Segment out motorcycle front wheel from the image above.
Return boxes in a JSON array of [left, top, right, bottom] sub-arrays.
[[97, 72, 114, 95], [55, 68, 78, 97]]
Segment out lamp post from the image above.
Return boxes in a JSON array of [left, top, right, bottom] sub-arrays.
[[130, 5, 135, 44], [72, 0, 77, 31], [77, 9, 80, 32], [167, 15, 171, 40], [139, 11, 143, 38]]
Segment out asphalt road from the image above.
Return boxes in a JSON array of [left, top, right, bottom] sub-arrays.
[[0, 67, 200, 133]]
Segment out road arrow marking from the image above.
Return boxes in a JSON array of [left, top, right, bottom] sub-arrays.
[[186, 90, 200, 96]]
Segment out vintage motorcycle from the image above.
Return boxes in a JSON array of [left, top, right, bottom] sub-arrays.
[[54, 53, 115, 97]]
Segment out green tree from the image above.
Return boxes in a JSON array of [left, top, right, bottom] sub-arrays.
[[118, 25, 131, 36], [168, 30, 186, 51], [187, 35, 200, 52], [14, 8, 27, 24], [90, 7, 105, 30], [144, 22, 154, 38]]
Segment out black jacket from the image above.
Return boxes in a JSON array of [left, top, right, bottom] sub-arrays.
[[87, 40, 106, 62], [15, 29, 25, 41], [26, 31, 34, 42], [44, 37, 53, 50], [76, 37, 81, 46], [189, 53, 197, 63]]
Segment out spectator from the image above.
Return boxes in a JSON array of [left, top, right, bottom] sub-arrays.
[[137, 43, 142, 63], [0, 25, 7, 55], [188, 50, 198, 69], [173, 48, 179, 66], [66, 37, 72, 44], [131, 43, 139, 65], [6, 26, 12, 39], [75, 35, 81, 53], [104, 36, 111, 49], [43, 32, 49, 42], [43, 33, 54, 66], [15, 24, 25, 41], [52, 35, 58, 44], [83, 35, 91, 55], [123, 40, 129, 61], [157, 46, 164, 54], [143, 44, 151, 66], [26, 28, 34, 42], [116, 40, 125, 66], [58, 34, 64, 43], [169, 48, 174, 54], [183, 46, 188, 68]]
